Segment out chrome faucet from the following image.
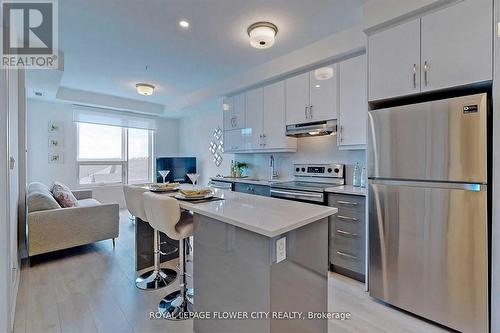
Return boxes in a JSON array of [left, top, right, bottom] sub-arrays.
[[269, 155, 278, 180]]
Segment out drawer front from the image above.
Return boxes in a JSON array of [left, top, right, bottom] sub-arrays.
[[234, 183, 270, 196], [328, 193, 366, 274], [328, 193, 365, 215], [330, 244, 365, 274]]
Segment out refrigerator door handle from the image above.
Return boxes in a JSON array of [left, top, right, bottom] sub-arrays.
[[369, 179, 487, 191]]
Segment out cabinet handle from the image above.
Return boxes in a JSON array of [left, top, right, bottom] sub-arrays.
[[309, 105, 313, 119], [336, 251, 358, 261], [337, 200, 358, 206], [339, 125, 344, 143], [336, 229, 359, 238], [424, 61, 429, 87], [337, 215, 358, 222], [305, 106, 309, 119], [412, 64, 417, 89]]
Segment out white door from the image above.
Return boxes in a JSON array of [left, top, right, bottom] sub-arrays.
[[368, 18, 421, 101], [232, 93, 246, 130], [8, 69, 18, 285], [421, 0, 492, 92], [285, 72, 310, 125], [263, 81, 295, 150], [222, 96, 234, 131], [309, 66, 338, 122], [338, 55, 367, 148], [224, 129, 244, 152], [244, 88, 263, 150]]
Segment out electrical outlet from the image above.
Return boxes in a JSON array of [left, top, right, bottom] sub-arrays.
[[276, 237, 286, 263]]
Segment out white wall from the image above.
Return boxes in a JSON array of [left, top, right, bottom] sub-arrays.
[[178, 99, 234, 186], [26, 99, 179, 207], [178, 99, 365, 184]]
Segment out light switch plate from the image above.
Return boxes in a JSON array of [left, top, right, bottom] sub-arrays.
[[276, 237, 286, 263]]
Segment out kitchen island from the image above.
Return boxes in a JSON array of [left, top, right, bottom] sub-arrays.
[[137, 188, 337, 333]]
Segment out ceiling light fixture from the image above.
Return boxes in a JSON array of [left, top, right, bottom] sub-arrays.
[[179, 20, 190, 28], [247, 22, 278, 49], [136, 83, 155, 96], [314, 67, 334, 80]]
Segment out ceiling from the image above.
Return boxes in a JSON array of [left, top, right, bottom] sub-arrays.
[[28, 0, 364, 115]]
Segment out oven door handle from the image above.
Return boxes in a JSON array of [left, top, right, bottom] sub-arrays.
[[270, 189, 323, 198]]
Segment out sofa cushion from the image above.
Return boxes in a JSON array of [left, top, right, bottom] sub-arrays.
[[77, 198, 101, 207], [51, 181, 79, 208], [27, 182, 61, 212]]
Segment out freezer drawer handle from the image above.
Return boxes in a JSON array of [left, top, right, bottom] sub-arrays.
[[336, 250, 358, 261], [337, 200, 358, 206], [336, 229, 359, 238], [337, 215, 359, 222]]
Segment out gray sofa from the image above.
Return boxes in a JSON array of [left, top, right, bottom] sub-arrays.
[[27, 182, 119, 257]]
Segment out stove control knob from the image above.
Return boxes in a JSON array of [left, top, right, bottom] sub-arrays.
[[295, 167, 300, 172], [301, 167, 306, 172], [334, 168, 340, 174], [327, 168, 333, 173]]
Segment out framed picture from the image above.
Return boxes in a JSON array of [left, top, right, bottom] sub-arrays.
[[48, 152, 64, 164], [48, 136, 63, 149], [48, 121, 63, 133]]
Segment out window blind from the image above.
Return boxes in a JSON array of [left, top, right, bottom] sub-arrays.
[[72, 105, 157, 130]]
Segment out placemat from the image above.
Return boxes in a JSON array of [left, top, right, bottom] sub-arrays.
[[176, 196, 225, 204]]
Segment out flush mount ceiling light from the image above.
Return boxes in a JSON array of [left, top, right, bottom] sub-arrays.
[[136, 83, 155, 96], [314, 67, 334, 80], [247, 22, 278, 49], [179, 20, 190, 28]]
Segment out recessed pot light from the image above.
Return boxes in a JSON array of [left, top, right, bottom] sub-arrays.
[[247, 22, 278, 49], [136, 83, 155, 96], [179, 20, 190, 28]]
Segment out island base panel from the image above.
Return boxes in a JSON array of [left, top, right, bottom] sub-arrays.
[[193, 214, 328, 333]]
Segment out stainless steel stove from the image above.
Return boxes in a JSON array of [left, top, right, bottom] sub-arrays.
[[270, 163, 345, 203]]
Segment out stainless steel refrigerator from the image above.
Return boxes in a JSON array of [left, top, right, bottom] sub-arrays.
[[367, 93, 489, 333]]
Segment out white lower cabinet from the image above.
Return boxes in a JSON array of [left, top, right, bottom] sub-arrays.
[[338, 54, 367, 149]]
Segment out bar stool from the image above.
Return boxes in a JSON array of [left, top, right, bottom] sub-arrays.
[[143, 192, 194, 319], [123, 185, 177, 290]]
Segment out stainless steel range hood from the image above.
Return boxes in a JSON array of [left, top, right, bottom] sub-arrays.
[[285, 119, 337, 137]]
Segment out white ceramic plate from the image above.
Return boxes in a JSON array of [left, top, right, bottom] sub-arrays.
[[174, 193, 214, 200], [149, 186, 180, 193]]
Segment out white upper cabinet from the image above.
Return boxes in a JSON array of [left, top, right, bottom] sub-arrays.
[[368, 0, 493, 101], [420, 0, 492, 92], [263, 81, 297, 151], [223, 93, 245, 130], [285, 72, 310, 125], [338, 55, 367, 149], [286, 68, 338, 125], [309, 66, 338, 122], [368, 18, 421, 101], [244, 88, 264, 150], [224, 129, 244, 152]]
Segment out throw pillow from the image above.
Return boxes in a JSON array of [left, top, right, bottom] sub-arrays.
[[51, 181, 79, 208]]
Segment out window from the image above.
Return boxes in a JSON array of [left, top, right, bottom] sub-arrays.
[[77, 123, 153, 186]]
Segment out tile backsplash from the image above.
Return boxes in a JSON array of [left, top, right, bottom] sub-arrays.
[[234, 135, 366, 184]]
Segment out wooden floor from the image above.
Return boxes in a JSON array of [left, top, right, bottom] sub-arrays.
[[13, 210, 450, 333]]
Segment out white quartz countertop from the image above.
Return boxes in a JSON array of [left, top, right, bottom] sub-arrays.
[[174, 187, 337, 238], [210, 177, 291, 187], [325, 185, 367, 196]]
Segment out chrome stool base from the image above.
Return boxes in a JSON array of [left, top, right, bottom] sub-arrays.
[[135, 268, 177, 290], [159, 290, 194, 320]]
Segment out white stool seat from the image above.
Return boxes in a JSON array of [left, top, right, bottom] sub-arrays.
[[143, 192, 194, 320], [123, 185, 177, 290], [123, 185, 148, 220]]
